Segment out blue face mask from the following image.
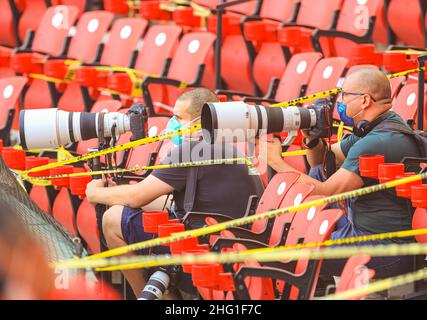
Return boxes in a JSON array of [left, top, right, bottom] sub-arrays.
[[337, 103, 354, 127], [166, 116, 183, 145]]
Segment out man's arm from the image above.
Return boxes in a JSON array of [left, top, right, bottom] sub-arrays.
[[267, 138, 363, 195], [86, 175, 175, 208]]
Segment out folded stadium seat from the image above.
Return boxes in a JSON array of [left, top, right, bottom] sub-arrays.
[[103, 0, 130, 15], [76, 197, 100, 253], [57, 17, 148, 112], [106, 24, 183, 110], [392, 83, 427, 130], [30, 185, 57, 215], [304, 57, 349, 98], [0, 76, 26, 144], [184, 172, 300, 237], [198, 203, 343, 300], [22, 10, 114, 111], [335, 254, 375, 300], [387, 0, 427, 48], [140, 32, 216, 115], [8, 5, 79, 112], [52, 187, 81, 237], [311, 0, 383, 66], [17, 0, 66, 42], [111, 115, 171, 179]]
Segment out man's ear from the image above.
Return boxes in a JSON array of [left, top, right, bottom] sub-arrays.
[[361, 94, 372, 110]]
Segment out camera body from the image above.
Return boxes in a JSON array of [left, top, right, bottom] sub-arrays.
[[19, 104, 149, 150]]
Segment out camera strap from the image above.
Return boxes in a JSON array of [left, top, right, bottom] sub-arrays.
[[183, 166, 199, 214]]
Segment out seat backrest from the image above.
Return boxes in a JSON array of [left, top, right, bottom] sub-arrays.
[[268, 182, 315, 246], [31, 5, 80, 56], [168, 31, 216, 84], [18, 0, 49, 41], [412, 207, 427, 244], [67, 10, 114, 62], [333, 0, 381, 58], [100, 17, 148, 66], [0, 76, 27, 128], [251, 172, 301, 233], [0, 0, 19, 47], [76, 198, 100, 254], [389, 76, 405, 100], [289, 208, 343, 300], [30, 185, 52, 215], [284, 195, 328, 246], [134, 24, 182, 76], [274, 52, 323, 102], [258, 0, 296, 22], [336, 254, 375, 299], [388, 0, 425, 48], [295, 0, 341, 28], [121, 116, 171, 169], [52, 188, 78, 237], [392, 83, 424, 126], [305, 57, 348, 96]]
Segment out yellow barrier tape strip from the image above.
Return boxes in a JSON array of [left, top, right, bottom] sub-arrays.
[[321, 267, 427, 300], [19, 157, 252, 182], [73, 172, 427, 261], [54, 241, 427, 271], [23, 125, 201, 174]]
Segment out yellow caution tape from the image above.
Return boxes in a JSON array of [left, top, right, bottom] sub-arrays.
[[70, 171, 427, 261], [54, 240, 427, 271], [22, 125, 201, 175]]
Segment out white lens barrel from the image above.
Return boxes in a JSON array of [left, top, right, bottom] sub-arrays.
[[20, 109, 72, 150]]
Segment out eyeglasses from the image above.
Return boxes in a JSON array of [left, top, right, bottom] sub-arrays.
[[338, 91, 377, 102]]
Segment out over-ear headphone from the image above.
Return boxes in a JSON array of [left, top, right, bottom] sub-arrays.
[[353, 112, 390, 137]]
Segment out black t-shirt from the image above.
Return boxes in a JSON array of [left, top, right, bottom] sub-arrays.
[[152, 140, 264, 219]]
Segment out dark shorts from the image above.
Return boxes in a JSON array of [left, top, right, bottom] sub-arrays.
[[121, 206, 196, 295]]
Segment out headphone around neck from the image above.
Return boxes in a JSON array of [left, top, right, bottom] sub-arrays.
[[353, 112, 391, 137]]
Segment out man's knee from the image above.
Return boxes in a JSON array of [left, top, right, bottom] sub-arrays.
[[102, 205, 124, 238]]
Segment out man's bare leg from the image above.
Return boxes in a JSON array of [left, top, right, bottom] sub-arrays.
[[102, 205, 181, 299], [103, 205, 145, 296]]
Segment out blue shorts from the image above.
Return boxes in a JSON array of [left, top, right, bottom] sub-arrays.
[[121, 206, 196, 295]]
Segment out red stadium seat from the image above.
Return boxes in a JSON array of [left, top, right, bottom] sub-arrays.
[[392, 83, 427, 130], [304, 57, 349, 97], [142, 32, 216, 115], [52, 188, 80, 237], [30, 185, 55, 215], [336, 254, 375, 300], [23, 10, 114, 110], [311, 0, 382, 65], [17, 0, 50, 42], [76, 198, 100, 254], [106, 24, 183, 104], [0, 0, 21, 47], [57, 17, 148, 112], [0, 76, 26, 138], [388, 0, 426, 48]]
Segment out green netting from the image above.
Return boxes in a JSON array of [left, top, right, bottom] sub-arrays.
[[0, 156, 88, 263]]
